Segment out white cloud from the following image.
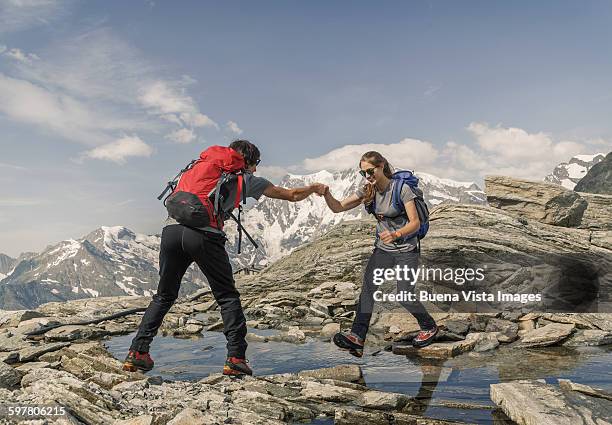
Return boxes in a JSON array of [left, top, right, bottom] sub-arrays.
[[226, 120, 243, 135], [0, 0, 71, 34], [165, 128, 196, 144], [139, 81, 218, 129], [0, 72, 144, 145], [302, 138, 439, 172], [423, 84, 441, 98], [82, 135, 153, 164], [461, 122, 595, 180], [0, 162, 27, 171], [5, 47, 39, 63], [0, 197, 43, 207], [139, 80, 196, 115], [182, 112, 218, 129], [0, 27, 224, 161], [255, 165, 291, 181], [0, 45, 6, 54], [298, 123, 605, 182]]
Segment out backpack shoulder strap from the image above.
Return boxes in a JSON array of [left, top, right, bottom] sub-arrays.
[[391, 177, 406, 215]]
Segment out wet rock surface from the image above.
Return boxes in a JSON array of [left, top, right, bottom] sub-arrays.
[[490, 379, 612, 425]]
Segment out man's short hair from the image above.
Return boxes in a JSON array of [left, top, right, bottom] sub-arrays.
[[229, 140, 260, 167]]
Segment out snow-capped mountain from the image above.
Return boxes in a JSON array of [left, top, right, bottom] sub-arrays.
[[0, 226, 207, 310], [544, 153, 606, 189], [0, 169, 485, 309], [223, 168, 486, 268], [0, 254, 15, 281]]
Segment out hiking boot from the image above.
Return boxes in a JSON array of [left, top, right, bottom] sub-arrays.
[[412, 326, 438, 348], [223, 357, 253, 376], [123, 350, 154, 372], [333, 331, 364, 358]]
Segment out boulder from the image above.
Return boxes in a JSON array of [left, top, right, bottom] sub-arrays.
[[392, 333, 483, 358], [355, 390, 409, 410], [18, 342, 70, 362], [562, 329, 612, 347], [519, 323, 575, 347], [44, 325, 109, 342], [320, 322, 340, 338], [491, 379, 612, 425], [114, 416, 154, 425], [0, 310, 46, 328], [231, 390, 314, 421], [558, 379, 612, 401], [0, 361, 23, 388], [166, 408, 215, 425], [577, 192, 612, 230], [473, 333, 500, 352], [485, 175, 587, 227], [485, 318, 519, 342], [334, 408, 467, 425], [299, 381, 362, 403], [0, 331, 31, 352], [297, 364, 363, 383], [20, 367, 121, 423]]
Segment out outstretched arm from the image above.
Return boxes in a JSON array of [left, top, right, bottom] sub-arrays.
[[263, 183, 325, 202], [323, 189, 363, 213]]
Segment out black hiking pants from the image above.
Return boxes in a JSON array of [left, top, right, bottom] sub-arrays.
[[351, 247, 436, 340], [130, 224, 247, 358]]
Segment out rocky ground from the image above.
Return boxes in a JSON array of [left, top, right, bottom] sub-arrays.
[[0, 288, 610, 424], [0, 295, 502, 425], [0, 175, 611, 424]]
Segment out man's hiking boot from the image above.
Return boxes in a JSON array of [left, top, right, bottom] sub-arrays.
[[412, 326, 438, 348], [333, 331, 364, 358], [122, 350, 154, 372], [223, 357, 253, 376]]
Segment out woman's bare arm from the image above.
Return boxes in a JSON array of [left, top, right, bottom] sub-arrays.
[[323, 190, 363, 213]]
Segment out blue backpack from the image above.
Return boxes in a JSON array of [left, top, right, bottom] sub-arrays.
[[365, 170, 430, 242]]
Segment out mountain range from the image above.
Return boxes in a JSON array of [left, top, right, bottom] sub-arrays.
[[0, 227, 206, 310], [544, 153, 606, 189], [0, 165, 535, 310], [223, 168, 486, 267]]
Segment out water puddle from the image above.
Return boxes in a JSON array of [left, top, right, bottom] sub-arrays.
[[105, 329, 612, 424]]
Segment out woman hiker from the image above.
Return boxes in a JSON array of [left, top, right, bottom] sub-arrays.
[[321, 151, 438, 357]]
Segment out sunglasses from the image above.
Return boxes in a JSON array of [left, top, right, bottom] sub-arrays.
[[359, 167, 377, 178]]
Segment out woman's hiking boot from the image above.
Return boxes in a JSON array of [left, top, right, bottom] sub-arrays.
[[122, 350, 154, 372], [333, 331, 364, 358], [412, 326, 438, 348], [223, 357, 253, 376]]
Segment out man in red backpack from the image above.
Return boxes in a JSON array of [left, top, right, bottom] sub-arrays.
[[123, 140, 327, 376]]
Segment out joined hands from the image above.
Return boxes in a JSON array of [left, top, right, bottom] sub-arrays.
[[310, 183, 329, 196]]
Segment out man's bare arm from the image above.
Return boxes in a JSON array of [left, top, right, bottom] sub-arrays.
[[263, 184, 322, 202]]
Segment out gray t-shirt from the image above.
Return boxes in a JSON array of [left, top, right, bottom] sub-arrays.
[[355, 180, 418, 252], [164, 171, 272, 235]]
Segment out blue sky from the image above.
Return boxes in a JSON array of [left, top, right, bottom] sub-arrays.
[[0, 0, 610, 256]]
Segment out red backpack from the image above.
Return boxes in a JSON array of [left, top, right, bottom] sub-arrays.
[[157, 146, 258, 253], [160, 146, 245, 229]]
